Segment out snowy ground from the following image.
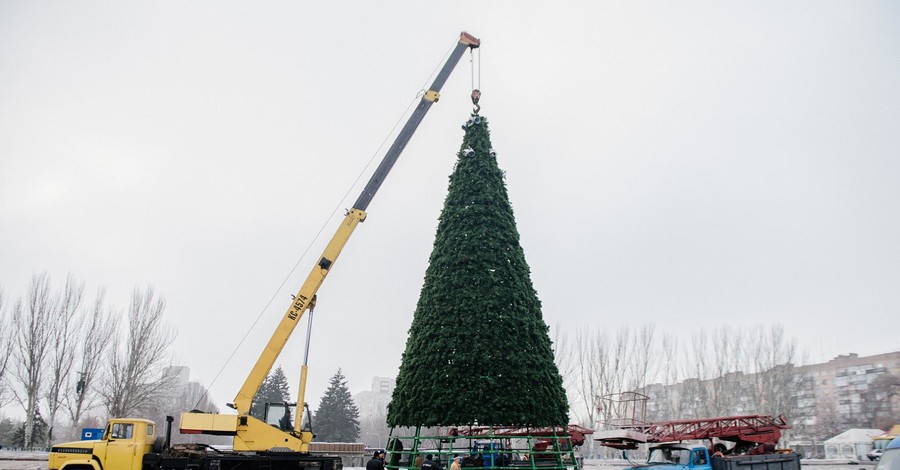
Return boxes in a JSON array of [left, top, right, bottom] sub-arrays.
[[0, 450, 48, 470], [0, 454, 878, 470]]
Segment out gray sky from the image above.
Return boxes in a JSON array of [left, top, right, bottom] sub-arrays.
[[2, 2, 899, 414]]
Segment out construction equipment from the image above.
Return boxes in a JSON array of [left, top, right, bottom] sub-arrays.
[[47, 31, 480, 470], [621, 443, 801, 470], [595, 392, 792, 455], [596, 413, 800, 470], [452, 424, 595, 450], [388, 425, 592, 470], [596, 414, 791, 453]]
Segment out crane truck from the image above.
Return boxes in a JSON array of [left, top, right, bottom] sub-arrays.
[[596, 414, 801, 470], [47, 31, 481, 470]]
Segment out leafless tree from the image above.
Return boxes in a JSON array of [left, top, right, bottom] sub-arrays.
[[709, 327, 745, 416], [572, 328, 605, 427], [65, 289, 118, 439], [101, 286, 178, 418], [625, 324, 657, 393], [550, 323, 578, 414], [0, 287, 12, 407], [678, 332, 709, 419], [158, 379, 226, 446], [684, 326, 745, 418], [814, 398, 843, 441], [746, 325, 799, 421], [10, 273, 57, 448], [43, 275, 85, 445], [861, 373, 900, 429], [651, 333, 682, 421], [573, 326, 659, 425]]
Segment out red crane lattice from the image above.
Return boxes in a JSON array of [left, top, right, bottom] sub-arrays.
[[596, 414, 790, 450]]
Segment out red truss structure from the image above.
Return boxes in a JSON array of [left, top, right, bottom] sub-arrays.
[[596, 414, 791, 450]]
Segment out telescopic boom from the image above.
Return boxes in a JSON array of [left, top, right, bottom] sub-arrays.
[[180, 32, 480, 453]]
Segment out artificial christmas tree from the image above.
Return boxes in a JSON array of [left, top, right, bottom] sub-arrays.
[[387, 114, 568, 428]]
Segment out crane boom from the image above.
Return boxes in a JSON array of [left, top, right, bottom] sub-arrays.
[[180, 32, 480, 453], [596, 414, 791, 450], [234, 30, 479, 416]]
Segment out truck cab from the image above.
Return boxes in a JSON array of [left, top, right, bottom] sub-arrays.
[[626, 444, 801, 470], [48, 418, 157, 470], [626, 444, 711, 470]]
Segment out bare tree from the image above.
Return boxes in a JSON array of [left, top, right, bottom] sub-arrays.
[[101, 286, 178, 418], [607, 328, 632, 400], [0, 287, 12, 407], [679, 332, 713, 419], [708, 327, 745, 416], [625, 324, 657, 393], [652, 333, 681, 421], [550, 323, 578, 414], [814, 398, 843, 441], [43, 275, 85, 445], [747, 325, 799, 420], [684, 326, 745, 418], [574, 327, 650, 427], [10, 273, 57, 448], [65, 289, 118, 439], [572, 328, 605, 427], [861, 373, 900, 429], [157, 379, 226, 446]]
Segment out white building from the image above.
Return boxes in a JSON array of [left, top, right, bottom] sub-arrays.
[[824, 428, 884, 460]]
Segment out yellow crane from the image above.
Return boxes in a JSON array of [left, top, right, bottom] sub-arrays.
[[179, 32, 480, 454]]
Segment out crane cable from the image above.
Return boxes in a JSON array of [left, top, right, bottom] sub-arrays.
[[193, 38, 460, 411], [470, 46, 481, 114]]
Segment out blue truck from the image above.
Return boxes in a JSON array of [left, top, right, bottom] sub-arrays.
[[624, 444, 801, 470]]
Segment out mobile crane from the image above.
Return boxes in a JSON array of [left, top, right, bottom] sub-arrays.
[[596, 415, 801, 470], [48, 31, 480, 470], [595, 414, 792, 452]]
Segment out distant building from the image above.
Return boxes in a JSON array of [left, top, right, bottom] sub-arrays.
[[354, 377, 395, 448], [793, 352, 900, 438], [167, 366, 191, 390], [636, 351, 900, 442], [823, 428, 884, 460]]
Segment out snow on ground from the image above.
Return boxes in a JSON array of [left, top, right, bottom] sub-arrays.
[[0, 455, 878, 470], [0, 451, 48, 470]]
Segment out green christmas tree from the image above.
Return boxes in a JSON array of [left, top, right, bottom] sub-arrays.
[[250, 365, 291, 420], [314, 368, 360, 442], [387, 115, 568, 428]]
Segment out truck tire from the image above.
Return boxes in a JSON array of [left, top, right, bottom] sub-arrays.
[[60, 464, 99, 470]]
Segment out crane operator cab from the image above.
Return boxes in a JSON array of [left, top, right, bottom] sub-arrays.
[[264, 402, 312, 433]]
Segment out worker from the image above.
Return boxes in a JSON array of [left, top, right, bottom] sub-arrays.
[[388, 439, 404, 468], [712, 442, 727, 457], [367, 451, 386, 470], [278, 405, 293, 432], [450, 456, 462, 470], [422, 454, 440, 470]]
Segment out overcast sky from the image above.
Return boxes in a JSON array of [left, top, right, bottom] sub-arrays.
[[2, 2, 899, 415]]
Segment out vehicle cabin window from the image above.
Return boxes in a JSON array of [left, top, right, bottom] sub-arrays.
[[693, 450, 707, 465], [147, 424, 154, 436], [111, 423, 134, 439], [874, 448, 899, 470]]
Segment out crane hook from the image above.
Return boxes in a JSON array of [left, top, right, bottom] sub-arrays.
[[471, 89, 481, 114]]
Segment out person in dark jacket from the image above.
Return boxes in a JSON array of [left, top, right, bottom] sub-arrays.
[[367, 451, 386, 470], [422, 454, 441, 470]]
